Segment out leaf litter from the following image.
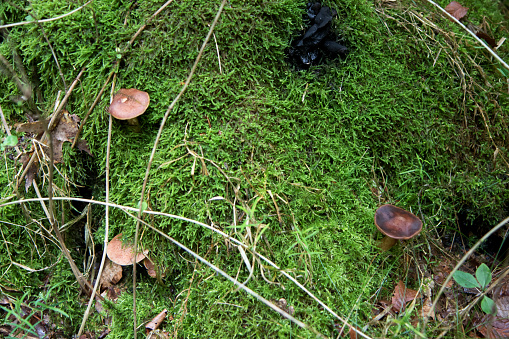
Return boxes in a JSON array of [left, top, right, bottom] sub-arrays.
[[15, 110, 91, 190]]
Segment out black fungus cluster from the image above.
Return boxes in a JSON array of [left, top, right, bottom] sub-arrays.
[[287, 2, 348, 69]]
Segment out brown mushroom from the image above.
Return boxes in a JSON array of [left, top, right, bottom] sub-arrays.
[[108, 88, 150, 131], [106, 233, 148, 266], [374, 204, 422, 250]]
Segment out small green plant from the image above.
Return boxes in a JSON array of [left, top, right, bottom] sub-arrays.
[[1, 135, 17, 151], [453, 263, 497, 315], [1, 283, 69, 338]]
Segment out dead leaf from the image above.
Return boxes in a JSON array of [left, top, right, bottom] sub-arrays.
[[50, 111, 81, 163], [19, 152, 39, 192], [445, 1, 469, 21], [144, 257, 157, 278], [16, 119, 48, 136], [146, 329, 170, 339], [0, 295, 9, 305], [95, 295, 105, 314], [476, 316, 509, 338], [98, 328, 111, 339], [146, 309, 168, 332], [433, 261, 454, 288], [76, 139, 92, 156], [16, 110, 91, 190], [106, 286, 121, 302], [99, 258, 122, 290], [349, 325, 361, 339], [494, 277, 509, 318], [143, 257, 165, 279], [392, 280, 421, 313], [476, 31, 497, 48], [271, 298, 295, 316], [421, 297, 435, 320]]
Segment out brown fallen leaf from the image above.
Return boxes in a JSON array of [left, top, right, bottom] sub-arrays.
[[433, 261, 454, 288], [476, 31, 498, 48], [99, 257, 123, 290], [76, 139, 92, 156], [106, 286, 121, 302], [271, 298, 295, 316], [494, 276, 509, 318], [19, 152, 39, 191], [445, 1, 468, 21], [143, 257, 165, 279], [50, 111, 81, 163], [348, 325, 361, 339], [146, 309, 168, 332], [16, 110, 91, 189], [476, 315, 509, 338], [144, 257, 157, 278], [146, 329, 170, 339], [392, 280, 421, 313], [16, 119, 48, 136], [421, 297, 435, 320]]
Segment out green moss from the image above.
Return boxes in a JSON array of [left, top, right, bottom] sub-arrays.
[[1, 0, 508, 337]]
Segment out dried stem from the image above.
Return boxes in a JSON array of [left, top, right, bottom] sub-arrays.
[[425, 0, 509, 71], [0, 195, 373, 339], [77, 74, 117, 336], [44, 107, 97, 297], [0, 1, 93, 29], [71, 71, 114, 149], [16, 67, 86, 190], [131, 1, 228, 336]]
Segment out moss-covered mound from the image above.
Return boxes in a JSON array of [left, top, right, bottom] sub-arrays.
[[1, 0, 508, 337]]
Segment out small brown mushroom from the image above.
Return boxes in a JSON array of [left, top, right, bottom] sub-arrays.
[[374, 204, 422, 250], [108, 88, 150, 131], [106, 233, 148, 266]]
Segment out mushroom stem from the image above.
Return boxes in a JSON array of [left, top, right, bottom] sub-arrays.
[[379, 235, 398, 251], [126, 117, 141, 132]]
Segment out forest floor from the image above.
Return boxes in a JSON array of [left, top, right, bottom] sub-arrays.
[[0, 0, 508, 338]]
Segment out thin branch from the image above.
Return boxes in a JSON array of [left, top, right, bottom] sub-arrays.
[[71, 71, 114, 149], [131, 1, 228, 337], [0, 195, 375, 339], [425, 216, 509, 326], [132, 214, 328, 339], [72, 1, 173, 149], [16, 67, 86, 190], [126, 0, 174, 49], [44, 109, 97, 297], [77, 74, 116, 336], [0, 1, 93, 29], [6, 0, 67, 90], [425, 0, 509, 71]]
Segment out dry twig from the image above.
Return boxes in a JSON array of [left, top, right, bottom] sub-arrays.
[[131, 1, 228, 337]]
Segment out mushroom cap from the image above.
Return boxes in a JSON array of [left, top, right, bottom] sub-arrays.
[[374, 204, 422, 240], [106, 233, 148, 266], [108, 88, 150, 120]]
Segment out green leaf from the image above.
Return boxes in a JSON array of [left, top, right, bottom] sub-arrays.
[[453, 271, 480, 289], [476, 263, 492, 289], [1, 135, 18, 151], [481, 296, 497, 315], [498, 67, 509, 78], [137, 201, 148, 212]]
